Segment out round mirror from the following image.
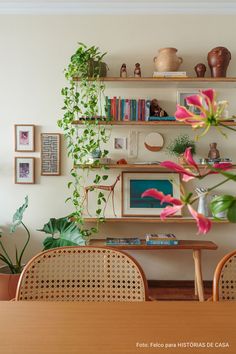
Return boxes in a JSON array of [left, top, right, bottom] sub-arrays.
[[144, 132, 164, 152]]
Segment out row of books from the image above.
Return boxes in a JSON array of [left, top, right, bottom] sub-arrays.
[[106, 234, 178, 246], [106, 96, 150, 121], [105, 96, 176, 122]]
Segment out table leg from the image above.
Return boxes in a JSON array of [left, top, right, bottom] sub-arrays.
[[193, 250, 204, 302], [194, 274, 198, 297]]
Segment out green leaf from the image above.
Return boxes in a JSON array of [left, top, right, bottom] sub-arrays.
[[10, 196, 28, 233], [227, 201, 236, 222], [38, 217, 86, 250]]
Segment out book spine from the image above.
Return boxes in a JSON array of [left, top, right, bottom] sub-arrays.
[[146, 240, 179, 245], [145, 100, 151, 121]]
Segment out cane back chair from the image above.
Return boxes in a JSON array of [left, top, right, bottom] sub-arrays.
[[213, 249, 236, 301], [15, 246, 148, 301]]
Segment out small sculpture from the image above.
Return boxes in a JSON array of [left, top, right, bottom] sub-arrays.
[[83, 174, 121, 217], [134, 63, 141, 77], [120, 63, 127, 78], [196, 187, 208, 216], [194, 63, 206, 78], [150, 99, 168, 117], [208, 143, 220, 160], [207, 47, 231, 78]]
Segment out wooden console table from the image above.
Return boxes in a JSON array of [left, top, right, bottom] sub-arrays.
[[91, 240, 218, 302]]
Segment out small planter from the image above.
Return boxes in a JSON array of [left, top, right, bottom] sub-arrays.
[[0, 266, 21, 300]]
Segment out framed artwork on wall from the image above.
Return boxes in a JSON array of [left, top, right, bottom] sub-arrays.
[[15, 157, 35, 184], [15, 124, 35, 152], [176, 89, 204, 115], [122, 172, 181, 217], [41, 133, 61, 176]]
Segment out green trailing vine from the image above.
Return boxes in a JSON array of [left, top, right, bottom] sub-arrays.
[[58, 43, 111, 238]]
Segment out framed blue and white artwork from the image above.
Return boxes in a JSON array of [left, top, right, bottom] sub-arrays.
[[122, 172, 181, 217]]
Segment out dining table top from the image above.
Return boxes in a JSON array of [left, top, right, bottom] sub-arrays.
[[0, 301, 235, 354]]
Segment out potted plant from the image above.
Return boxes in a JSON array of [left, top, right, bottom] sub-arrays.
[[58, 43, 110, 239], [38, 217, 88, 250], [166, 134, 196, 164], [0, 196, 30, 300]]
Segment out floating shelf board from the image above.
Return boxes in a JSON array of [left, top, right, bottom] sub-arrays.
[[74, 77, 236, 83], [84, 217, 229, 224], [72, 120, 236, 126], [76, 164, 236, 170]]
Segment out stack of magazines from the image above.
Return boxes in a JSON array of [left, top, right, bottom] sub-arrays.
[[145, 233, 178, 245], [106, 238, 141, 246]]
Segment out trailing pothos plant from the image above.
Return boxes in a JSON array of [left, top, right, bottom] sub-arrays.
[[58, 43, 111, 238]]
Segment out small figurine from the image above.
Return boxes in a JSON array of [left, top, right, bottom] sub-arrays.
[[83, 174, 121, 217], [150, 99, 168, 117], [208, 142, 220, 160], [194, 63, 207, 78], [134, 63, 141, 77], [120, 63, 127, 78]]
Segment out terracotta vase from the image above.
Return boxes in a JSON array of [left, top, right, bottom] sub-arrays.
[[0, 269, 21, 300], [154, 48, 183, 72], [207, 47, 231, 78]]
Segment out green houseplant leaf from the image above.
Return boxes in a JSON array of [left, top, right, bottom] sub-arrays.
[[10, 196, 28, 233], [210, 195, 236, 222], [38, 217, 86, 250]]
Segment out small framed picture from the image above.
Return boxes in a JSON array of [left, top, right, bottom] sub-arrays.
[[15, 157, 35, 184], [122, 171, 181, 217], [15, 125, 35, 152], [113, 137, 127, 151], [177, 89, 203, 115], [41, 133, 61, 176]]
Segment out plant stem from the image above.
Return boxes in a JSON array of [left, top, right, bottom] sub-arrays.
[[0, 240, 13, 267], [190, 177, 231, 205], [18, 221, 30, 268]]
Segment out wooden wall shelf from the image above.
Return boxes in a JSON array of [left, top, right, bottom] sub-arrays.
[[77, 163, 236, 170], [73, 120, 236, 126], [84, 217, 228, 224], [75, 77, 236, 83]]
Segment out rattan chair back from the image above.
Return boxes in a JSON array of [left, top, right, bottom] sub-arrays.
[[16, 246, 148, 301], [213, 249, 236, 301]]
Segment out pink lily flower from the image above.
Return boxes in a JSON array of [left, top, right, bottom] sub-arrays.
[[175, 89, 230, 137], [160, 147, 232, 182], [141, 188, 212, 234]]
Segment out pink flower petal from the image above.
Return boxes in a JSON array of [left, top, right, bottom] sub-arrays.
[[182, 174, 196, 182], [185, 94, 202, 108], [160, 205, 183, 220], [212, 162, 233, 171], [188, 205, 212, 234], [141, 188, 182, 206], [184, 147, 199, 172], [201, 89, 215, 104], [160, 161, 196, 177], [175, 105, 194, 120]]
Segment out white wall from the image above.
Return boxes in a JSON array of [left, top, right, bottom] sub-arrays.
[[1, 14, 236, 280]]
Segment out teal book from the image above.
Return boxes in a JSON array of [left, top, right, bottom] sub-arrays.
[[146, 240, 179, 246]]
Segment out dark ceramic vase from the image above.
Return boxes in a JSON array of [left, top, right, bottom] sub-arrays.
[[207, 47, 231, 78], [194, 63, 206, 77]]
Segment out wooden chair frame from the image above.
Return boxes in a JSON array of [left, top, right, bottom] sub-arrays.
[[16, 246, 149, 302], [213, 249, 236, 301]]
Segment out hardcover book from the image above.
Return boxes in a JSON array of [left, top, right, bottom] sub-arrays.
[[106, 237, 141, 245]]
